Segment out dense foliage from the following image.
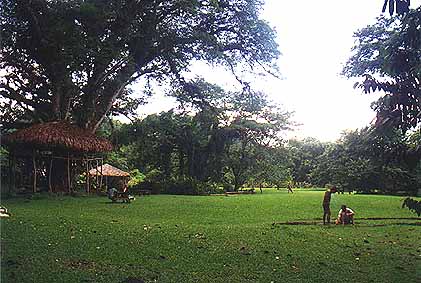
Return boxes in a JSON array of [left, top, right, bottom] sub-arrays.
[[104, 119, 420, 195], [0, 0, 279, 132], [285, 138, 326, 187], [402, 197, 421, 216], [103, 79, 292, 194], [381, 0, 411, 16], [343, 6, 421, 133]]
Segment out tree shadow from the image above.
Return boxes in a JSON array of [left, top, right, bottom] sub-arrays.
[[102, 201, 131, 205], [272, 217, 421, 227]]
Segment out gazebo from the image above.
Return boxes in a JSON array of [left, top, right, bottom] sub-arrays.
[[2, 121, 112, 194], [88, 164, 130, 191]]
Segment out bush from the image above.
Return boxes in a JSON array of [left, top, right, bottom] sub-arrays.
[[127, 169, 145, 189], [132, 169, 223, 196], [136, 181, 163, 194], [159, 178, 221, 195], [402, 197, 421, 216], [223, 183, 234, 192], [131, 169, 166, 194], [164, 178, 197, 195]]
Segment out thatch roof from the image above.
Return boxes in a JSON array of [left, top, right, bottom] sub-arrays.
[[89, 164, 130, 177], [2, 121, 112, 153]]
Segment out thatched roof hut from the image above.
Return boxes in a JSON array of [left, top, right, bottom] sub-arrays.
[[3, 121, 113, 194], [89, 164, 130, 177], [89, 164, 130, 191], [3, 121, 112, 153]]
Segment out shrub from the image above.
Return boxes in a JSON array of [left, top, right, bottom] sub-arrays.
[[127, 169, 145, 189], [402, 197, 421, 216]]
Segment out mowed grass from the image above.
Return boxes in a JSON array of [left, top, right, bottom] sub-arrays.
[[1, 189, 420, 283]]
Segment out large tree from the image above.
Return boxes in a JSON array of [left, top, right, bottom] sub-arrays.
[[311, 128, 420, 194], [0, 0, 279, 132], [106, 77, 292, 193], [285, 138, 326, 186], [342, 6, 420, 133]]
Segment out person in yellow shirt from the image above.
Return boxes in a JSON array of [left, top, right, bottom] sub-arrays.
[[322, 187, 337, 224]]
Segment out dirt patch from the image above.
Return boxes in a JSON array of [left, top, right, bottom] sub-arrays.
[[272, 220, 421, 226], [122, 277, 145, 283], [276, 221, 320, 225], [356, 217, 420, 220], [3, 259, 21, 267]]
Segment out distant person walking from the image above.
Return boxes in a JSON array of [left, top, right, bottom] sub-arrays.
[[322, 187, 337, 224], [287, 182, 294, 193]]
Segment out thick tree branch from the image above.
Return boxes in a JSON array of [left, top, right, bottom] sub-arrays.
[[0, 84, 38, 108]]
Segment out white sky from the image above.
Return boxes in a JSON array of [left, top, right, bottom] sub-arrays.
[[133, 0, 420, 142]]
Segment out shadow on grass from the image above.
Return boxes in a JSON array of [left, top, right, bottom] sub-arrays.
[[272, 217, 421, 227]]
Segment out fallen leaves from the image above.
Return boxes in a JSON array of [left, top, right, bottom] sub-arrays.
[[122, 277, 145, 283], [193, 233, 206, 239]]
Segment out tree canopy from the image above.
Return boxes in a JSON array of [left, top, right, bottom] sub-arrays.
[[305, 128, 420, 194], [343, 6, 420, 133], [103, 78, 292, 193], [0, 0, 279, 132], [381, 0, 410, 16]]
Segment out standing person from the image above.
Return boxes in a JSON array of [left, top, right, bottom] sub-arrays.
[[287, 182, 294, 193], [322, 187, 337, 224]]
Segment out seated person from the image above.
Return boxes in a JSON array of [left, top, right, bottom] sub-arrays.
[[107, 187, 118, 200], [121, 184, 129, 195], [335, 205, 355, 225], [0, 206, 10, 218]]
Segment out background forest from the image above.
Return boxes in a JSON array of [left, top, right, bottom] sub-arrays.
[[1, 1, 420, 196], [98, 99, 421, 196]]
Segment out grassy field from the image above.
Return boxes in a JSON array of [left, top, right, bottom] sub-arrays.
[[1, 189, 420, 283]]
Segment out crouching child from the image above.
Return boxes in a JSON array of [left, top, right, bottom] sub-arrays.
[[335, 205, 355, 225]]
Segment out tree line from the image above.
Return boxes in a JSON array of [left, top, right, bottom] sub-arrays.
[[1, 1, 419, 196], [101, 78, 293, 194], [102, 93, 420, 196]]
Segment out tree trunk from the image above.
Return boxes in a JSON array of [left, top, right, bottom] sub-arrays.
[[179, 150, 185, 177], [50, 158, 70, 192], [233, 172, 240, 192], [32, 153, 37, 193]]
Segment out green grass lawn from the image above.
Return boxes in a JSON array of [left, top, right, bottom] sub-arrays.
[[1, 189, 420, 283]]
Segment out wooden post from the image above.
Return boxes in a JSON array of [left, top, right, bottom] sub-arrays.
[[8, 151, 12, 195], [67, 154, 71, 193], [86, 160, 90, 194], [48, 157, 53, 193], [95, 158, 99, 192], [12, 154, 16, 193], [99, 158, 103, 191], [32, 151, 37, 193]]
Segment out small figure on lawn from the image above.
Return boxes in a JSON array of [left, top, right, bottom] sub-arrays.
[[287, 182, 294, 193], [322, 186, 337, 224], [122, 183, 129, 195], [108, 187, 118, 201], [0, 206, 11, 218], [335, 205, 355, 225]]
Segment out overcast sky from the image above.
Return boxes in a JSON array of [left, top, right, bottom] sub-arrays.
[[134, 0, 420, 142]]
